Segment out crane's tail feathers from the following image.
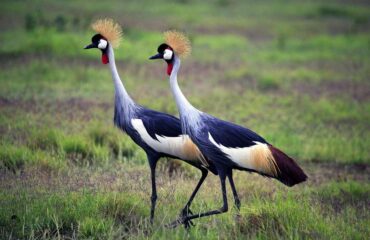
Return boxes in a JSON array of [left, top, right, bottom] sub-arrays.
[[267, 145, 307, 186]]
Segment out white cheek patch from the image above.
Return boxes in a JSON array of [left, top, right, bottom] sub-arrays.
[[163, 49, 173, 60], [98, 39, 108, 49]]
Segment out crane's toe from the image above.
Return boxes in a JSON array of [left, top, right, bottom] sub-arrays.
[[180, 208, 195, 228], [183, 218, 195, 229], [165, 218, 184, 229], [167, 207, 202, 229], [181, 208, 193, 217], [165, 216, 195, 229]]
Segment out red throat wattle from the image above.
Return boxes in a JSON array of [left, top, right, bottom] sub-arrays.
[[102, 53, 109, 64], [167, 63, 173, 76]]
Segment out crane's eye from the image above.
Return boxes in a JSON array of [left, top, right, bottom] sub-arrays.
[[163, 49, 173, 60], [98, 39, 108, 49]]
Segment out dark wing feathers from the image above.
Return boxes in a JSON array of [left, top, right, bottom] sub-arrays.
[[207, 117, 267, 148], [187, 115, 268, 169], [139, 108, 182, 140]]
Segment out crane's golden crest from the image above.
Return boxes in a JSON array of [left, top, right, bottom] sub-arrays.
[[91, 18, 122, 48], [164, 31, 191, 58]]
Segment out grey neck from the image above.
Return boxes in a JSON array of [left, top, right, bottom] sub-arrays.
[[107, 45, 134, 107], [107, 45, 137, 128], [169, 56, 202, 134]]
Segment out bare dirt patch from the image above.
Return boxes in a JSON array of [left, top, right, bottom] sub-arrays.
[[305, 162, 370, 185], [195, 26, 273, 42], [0, 52, 104, 68], [1, 162, 368, 195], [321, 190, 370, 215], [294, 80, 370, 102], [0, 96, 111, 121]]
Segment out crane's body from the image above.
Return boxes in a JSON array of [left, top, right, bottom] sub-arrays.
[[169, 56, 305, 185], [149, 32, 307, 228], [109, 46, 204, 164], [84, 20, 209, 225]]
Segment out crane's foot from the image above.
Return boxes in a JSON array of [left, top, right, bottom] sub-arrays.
[[166, 208, 196, 229], [181, 207, 193, 217], [166, 217, 187, 229], [165, 215, 194, 229], [180, 208, 195, 229], [183, 218, 194, 230], [165, 218, 183, 229]]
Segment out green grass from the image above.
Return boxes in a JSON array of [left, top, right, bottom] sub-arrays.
[[0, 190, 147, 239], [0, 144, 33, 173], [0, 0, 369, 239], [1, 175, 368, 239]]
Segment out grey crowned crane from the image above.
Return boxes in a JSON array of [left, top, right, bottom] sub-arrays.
[[84, 19, 210, 225], [149, 31, 307, 228]]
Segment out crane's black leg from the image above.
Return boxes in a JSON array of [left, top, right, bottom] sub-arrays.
[[167, 170, 228, 228], [228, 171, 241, 211], [148, 154, 160, 225], [179, 167, 208, 228]]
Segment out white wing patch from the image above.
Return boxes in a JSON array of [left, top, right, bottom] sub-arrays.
[[208, 132, 277, 175], [131, 119, 202, 162]]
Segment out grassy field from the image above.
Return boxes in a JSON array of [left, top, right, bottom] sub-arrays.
[[0, 0, 369, 239]]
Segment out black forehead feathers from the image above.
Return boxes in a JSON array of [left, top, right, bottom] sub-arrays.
[[157, 43, 172, 53], [91, 34, 104, 43]]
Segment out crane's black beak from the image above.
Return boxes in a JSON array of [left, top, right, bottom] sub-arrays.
[[84, 43, 96, 49], [149, 53, 163, 60]]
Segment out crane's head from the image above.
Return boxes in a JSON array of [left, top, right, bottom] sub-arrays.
[[149, 31, 191, 76], [84, 18, 122, 64]]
